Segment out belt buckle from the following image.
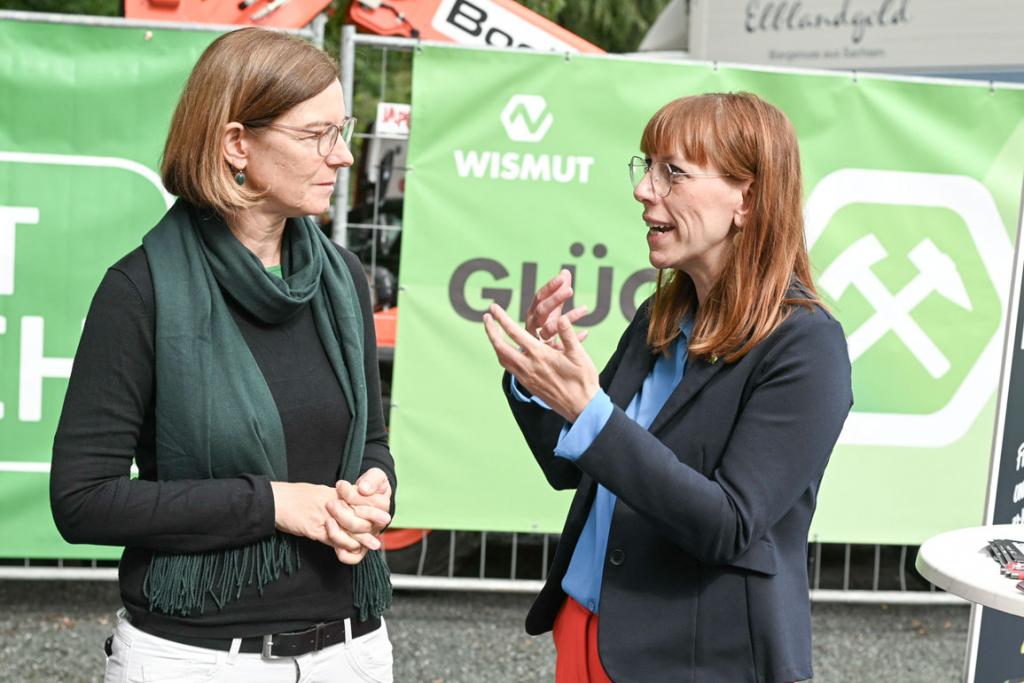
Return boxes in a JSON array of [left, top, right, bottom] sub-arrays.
[[261, 623, 327, 659], [261, 634, 277, 659]]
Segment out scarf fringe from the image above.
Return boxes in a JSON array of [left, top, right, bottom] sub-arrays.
[[143, 534, 299, 616], [354, 549, 393, 622]]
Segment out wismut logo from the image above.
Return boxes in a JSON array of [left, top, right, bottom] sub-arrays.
[[500, 95, 553, 142], [453, 95, 595, 184]]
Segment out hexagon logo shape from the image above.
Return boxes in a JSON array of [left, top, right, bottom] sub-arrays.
[[805, 169, 1011, 448], [500, 95, 553, 143]]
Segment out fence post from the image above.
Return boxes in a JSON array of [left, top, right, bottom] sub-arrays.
[[332, 24, 357, 248]]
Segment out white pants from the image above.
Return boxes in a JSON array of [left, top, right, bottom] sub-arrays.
[[103, 609, 393, 683]]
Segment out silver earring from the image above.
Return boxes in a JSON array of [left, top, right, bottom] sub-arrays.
[[234, 170, 246, 186]]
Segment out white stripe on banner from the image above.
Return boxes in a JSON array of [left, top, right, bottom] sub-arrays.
[[0, 151, 174, 209], [0, 462, 139, 475], [0, 462, 50, 472]]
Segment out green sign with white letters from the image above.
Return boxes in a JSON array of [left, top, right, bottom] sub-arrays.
[[0, 19, 217, 558], [392, 45, 1024, 543]]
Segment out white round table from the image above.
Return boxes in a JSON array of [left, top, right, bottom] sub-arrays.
[[916, 524, 1024, 616]]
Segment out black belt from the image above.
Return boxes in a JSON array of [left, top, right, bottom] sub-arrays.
[[133, 615, 381, 659]]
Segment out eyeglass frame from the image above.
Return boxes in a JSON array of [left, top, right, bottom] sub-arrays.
[[243, 116, 357, 157], [628, 155, 731, 198]]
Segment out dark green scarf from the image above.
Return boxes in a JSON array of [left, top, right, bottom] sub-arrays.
[[140, 200, 391, 621]]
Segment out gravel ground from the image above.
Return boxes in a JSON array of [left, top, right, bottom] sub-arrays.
[[0, 580, 968, 682]]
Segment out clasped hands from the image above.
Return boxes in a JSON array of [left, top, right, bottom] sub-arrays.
[[271, 467, 392, 566], [483, 269, 600, 423]]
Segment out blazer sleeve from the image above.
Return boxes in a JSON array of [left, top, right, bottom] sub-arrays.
[[501, 301, 649, 491], [572, 313, 852, 566]]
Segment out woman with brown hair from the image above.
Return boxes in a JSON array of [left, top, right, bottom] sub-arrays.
[[484, 92, 853, 682], [51, 28, 395, 682]]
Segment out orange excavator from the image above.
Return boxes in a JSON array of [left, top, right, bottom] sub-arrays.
[[126, 0, 602, 55], [124, 0, 333, 29]]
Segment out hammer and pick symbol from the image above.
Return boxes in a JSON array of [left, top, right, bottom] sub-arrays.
[[820, 234, 972, 379]]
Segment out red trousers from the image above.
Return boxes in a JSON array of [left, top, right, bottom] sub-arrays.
[[552, 597, 614, 683], [553, 597, 795, 682]]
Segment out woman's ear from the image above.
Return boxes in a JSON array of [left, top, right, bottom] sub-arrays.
[[222, 122, 248, 171], [733, 179, 754, 228]]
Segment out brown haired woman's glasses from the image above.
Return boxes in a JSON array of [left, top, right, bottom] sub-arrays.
[[628, 156, 730, 198], [247, 116, 357, 157]]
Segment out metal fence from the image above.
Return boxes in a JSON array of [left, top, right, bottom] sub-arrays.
[[0, 536, 964, 605], [383, 534, 965, 605]]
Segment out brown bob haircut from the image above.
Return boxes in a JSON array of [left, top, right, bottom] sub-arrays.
[[161, 27, 340, 216], [641, 92, 820, 363]]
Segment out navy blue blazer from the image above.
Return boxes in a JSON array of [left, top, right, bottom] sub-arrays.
[[503, 296, 852, 683]]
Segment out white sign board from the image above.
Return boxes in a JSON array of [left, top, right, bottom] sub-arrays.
[[375, 102, 411, 138], [689, 0, 1024, 71], [431, 0, 580, 52]]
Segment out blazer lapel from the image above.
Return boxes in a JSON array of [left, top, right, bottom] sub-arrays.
[[645, 284, 809, 434], [605, 330, 656, 411], [648, 353, 726, 434]]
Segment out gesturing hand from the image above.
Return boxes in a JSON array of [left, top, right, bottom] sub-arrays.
[[525, 269, 589, 346], [483, 302, 599, 422]]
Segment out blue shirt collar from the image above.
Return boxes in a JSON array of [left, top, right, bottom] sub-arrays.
[[679, 313, 695, 341]]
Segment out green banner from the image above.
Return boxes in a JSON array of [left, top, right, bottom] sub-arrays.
[[0, 20, 218, 558], [393, 45, 1024, 543], [4, 27, 1024, 559]]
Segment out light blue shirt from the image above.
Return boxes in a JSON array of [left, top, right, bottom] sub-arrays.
[[511, 316, 693, 613]]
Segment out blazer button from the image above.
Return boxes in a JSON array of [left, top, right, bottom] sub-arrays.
[[608, 549, 625, 566]]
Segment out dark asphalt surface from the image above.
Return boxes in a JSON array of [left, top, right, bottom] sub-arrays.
[[0, 580, 968, 682]]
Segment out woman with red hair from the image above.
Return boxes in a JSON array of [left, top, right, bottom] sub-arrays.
[[484, 92, 852, 682]]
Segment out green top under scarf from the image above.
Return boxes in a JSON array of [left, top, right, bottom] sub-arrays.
[[140, 200, 390, 621]]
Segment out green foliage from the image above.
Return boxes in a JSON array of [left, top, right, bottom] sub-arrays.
[[0, 0, 118, 14], [519, 0, 673, 53], [350, 44, 413, 140]]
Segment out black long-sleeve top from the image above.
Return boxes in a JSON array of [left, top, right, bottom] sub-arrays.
[[50, 244, 396, 641]]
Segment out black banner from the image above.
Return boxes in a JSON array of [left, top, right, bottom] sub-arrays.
[[970, 180, 1024, 682]]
